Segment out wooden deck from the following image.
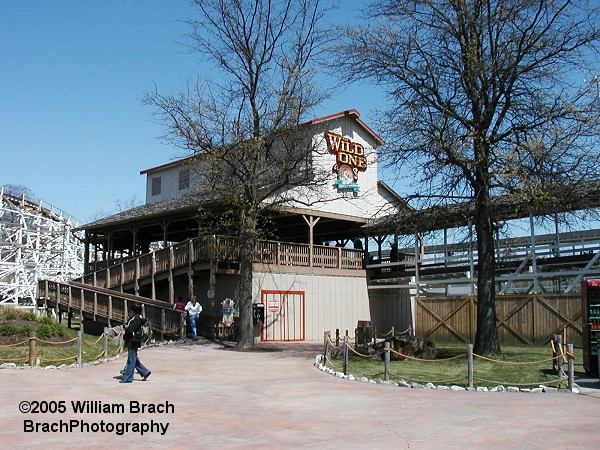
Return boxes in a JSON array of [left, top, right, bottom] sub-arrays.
[[82, 236, 364, 291]]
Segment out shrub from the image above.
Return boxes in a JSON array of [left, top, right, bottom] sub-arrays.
[[1, 307, 19, 320], [20, 324, 36, 336], [37, 323, 64, 338], [21, 311, 37, 322], [40, 316, 54, 325], [0, 324, 19, 336]]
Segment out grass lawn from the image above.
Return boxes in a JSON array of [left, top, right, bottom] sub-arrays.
[[326, 343, 582, 389]]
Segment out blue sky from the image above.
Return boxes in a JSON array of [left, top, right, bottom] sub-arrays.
[[1, 1, 386, 224]]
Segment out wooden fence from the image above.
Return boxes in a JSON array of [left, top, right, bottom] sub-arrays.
[[415, 293, 583, 347]]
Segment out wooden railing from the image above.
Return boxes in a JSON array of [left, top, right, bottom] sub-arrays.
[[83, 236, 364, 290], [37, 280, 186, 339]]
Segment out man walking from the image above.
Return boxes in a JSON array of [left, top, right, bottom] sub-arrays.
[[185, 296, 203, 340]]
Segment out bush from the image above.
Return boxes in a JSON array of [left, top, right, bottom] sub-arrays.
[[1, 307, 19, 320], [0, 324, 19, 336], [20, 324, 34, 336], [21, 311, 37, 322], [37, 323, 64, 338], [40, 316, 54, 325]]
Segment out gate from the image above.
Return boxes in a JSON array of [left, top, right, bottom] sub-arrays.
[[260, 290, 305, 341]]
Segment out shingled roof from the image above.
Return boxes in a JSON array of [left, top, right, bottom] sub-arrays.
[[78, 193, 212, 231]]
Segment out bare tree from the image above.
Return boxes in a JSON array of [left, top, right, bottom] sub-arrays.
[[2, 184, 39, 202], [144, 0, 334, 348], [336, 0, 600, 354]]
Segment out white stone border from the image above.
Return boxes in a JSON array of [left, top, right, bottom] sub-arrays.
[[313, 354, 578, 394]]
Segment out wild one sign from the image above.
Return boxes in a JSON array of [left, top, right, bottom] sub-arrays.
[[324, 131, 367, 193]]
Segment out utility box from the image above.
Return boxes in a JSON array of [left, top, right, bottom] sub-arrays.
[[252, 303, 265, 325], [582, 279, 600, 377]]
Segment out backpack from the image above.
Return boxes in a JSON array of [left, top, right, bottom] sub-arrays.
[[132, 320, 151, 343]]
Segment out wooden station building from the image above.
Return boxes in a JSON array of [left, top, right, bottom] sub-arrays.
[[77, 110, 403, 341]]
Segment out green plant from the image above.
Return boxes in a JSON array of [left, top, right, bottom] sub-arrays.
[[20, 324, 34, 336], [0, 324, 19, 336], [21, 311, 37, 322], [36, 322, 64, 338], [1, 307, 19, 320]]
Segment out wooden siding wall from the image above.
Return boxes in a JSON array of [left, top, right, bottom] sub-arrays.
[[415, 294, 583, 346], [253, 271, 370, 341], [368, 288, 413, 333]]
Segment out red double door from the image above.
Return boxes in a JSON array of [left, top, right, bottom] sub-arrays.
[[260, 290, 305, 341]]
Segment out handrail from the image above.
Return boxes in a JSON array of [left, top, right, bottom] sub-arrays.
[[82, 236, 365, 290], [37, 280, 185, 339]]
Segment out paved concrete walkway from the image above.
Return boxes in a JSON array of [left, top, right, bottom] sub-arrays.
[[1, 339, 599, 449]]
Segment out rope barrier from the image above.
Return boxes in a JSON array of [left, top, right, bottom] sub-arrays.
[[388, 347, 466, 362], [473, 353, 561, 365], [41, 355, 78, 363], [551, 339, 570, 364], [347, 345, 383, 359], [81, 335, 104, 346], [0, 340, 29, 348], [322, 328, 577, 390], [0, 356, 29, 362], [36, 337, 78, 345], [86, 350, 108, 361]]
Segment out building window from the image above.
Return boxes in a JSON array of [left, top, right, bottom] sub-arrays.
[[151, 177, 161, 196], [179, 168, 190, 190]]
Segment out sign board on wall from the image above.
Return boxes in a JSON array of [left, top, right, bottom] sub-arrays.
[[325, 130, 368, 193], [268, 298, 280, 312]]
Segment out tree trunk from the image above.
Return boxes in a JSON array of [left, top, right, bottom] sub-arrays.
[[236, 209, 258, 349], [473, 190, 501, 355]]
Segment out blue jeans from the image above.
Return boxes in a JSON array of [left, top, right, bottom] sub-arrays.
[[189, 314, 199, 338], [122, 347, 150, 382]]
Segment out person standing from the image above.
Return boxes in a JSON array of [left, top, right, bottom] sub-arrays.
[[173, 296, 185, 311], [185, 296, 203, 340], [120, 303, 151, 383]]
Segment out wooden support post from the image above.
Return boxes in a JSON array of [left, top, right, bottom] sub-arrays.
[[151, 252, 156, 300], [168, 246, 175, 304], [180, 313, 186, 340], [103, 327, 108, 359], [384, 341, 390, 382], [468, 344, 474, 388], [567, 343, 574, 392], [323, 331, 330, 365], [77, 329, 83, 367], [28, 332, 36, 367], [556, 334, 564, 377], [161, 309, 166, 341], [343, 335, 349, 375], [108, 296, 112, 327]]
